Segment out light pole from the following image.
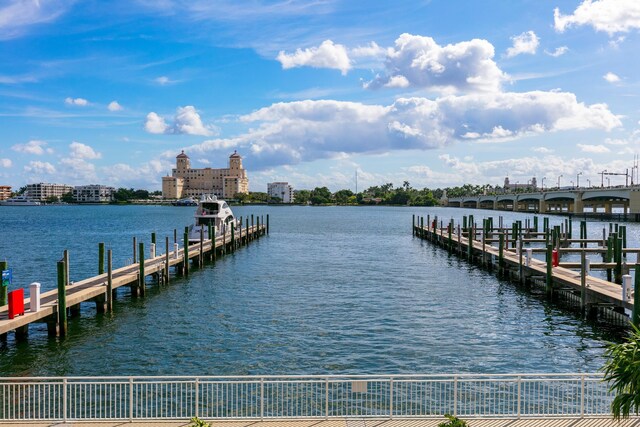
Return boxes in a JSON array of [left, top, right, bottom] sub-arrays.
[[577, 171, 583, 188], [541, 177, 546, 191], [557, 174, 563, 189], [587, 178, 591, 188], [570, 180, 574, 189], [607, 177, 611, 187]]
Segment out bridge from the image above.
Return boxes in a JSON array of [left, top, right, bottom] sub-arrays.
[[447, 186, 640, 217]]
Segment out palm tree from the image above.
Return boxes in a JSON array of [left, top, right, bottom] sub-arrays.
[[601, 325, 640, 419]]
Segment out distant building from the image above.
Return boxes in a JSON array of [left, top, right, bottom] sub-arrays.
[[504, 177, 537, 192], [162, 151, 249, 200], [26, 183, 74, 201], [267, 182, 294, 203], [73, 185, 115, 203], [0, 186, 11, 201]]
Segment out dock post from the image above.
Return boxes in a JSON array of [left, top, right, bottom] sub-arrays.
[[518, 237, 523, 284], [533, 216, 538, 232], [413, 214, 415, 236], [633, 264, 640, 327], [615, 234, 623, 284], [621, 225, 627, 261], [213, 227, 217, 262], [98, 242, 105, 275], [0, 261, 8, 306], [448, 219, 453, 253], [257, 216, 260, 241], [223, 227, 227, 255], [208, 224, 213, 259], [151, 232, 156, 246], [606, 236, 613, 282], [138, 242, 145, 296], [511, 222, 517, 248], [183, 232, 189, 276], [580, 251, 586, 313], [174, 229, 177, 245], [467, 224, 473, 262], [482, 219, 487, 267], [266, 214, 269, 235], [427, 215, 431, 241], [199, 227, 204, 267], [420, 216, 424, 238], [231, 223, 236, 252], [251, 215, 254, 241], [546, 244, 553, 297], [462, 216, 467, 232], [57, 256, 67, 337], [132, 237, 137, 264], [568, 219, 572, 239], [543, 217, 549, 233], [165, 236, 170, 284], [107, 249, 113, 312], [498, 233, 504, 274], [245, 218, 249, 244]]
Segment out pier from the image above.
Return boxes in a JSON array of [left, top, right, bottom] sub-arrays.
[[0, 216, 268, 342], [412, 214, 640, 326]]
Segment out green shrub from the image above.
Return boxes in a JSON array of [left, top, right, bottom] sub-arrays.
[[438, 413, 468, 427], [188, 416, 210, 427]]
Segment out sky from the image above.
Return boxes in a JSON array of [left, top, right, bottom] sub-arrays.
[[1, 0, 640, 192]]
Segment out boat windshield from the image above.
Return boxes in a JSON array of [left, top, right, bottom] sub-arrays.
[[196, 217, 217, 226], [222, 202, 229, 209], [200, 203, 219, 215]]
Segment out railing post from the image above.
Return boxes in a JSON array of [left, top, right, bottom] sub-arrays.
[[129, 377, 134, 421], [453, 376, 458, 417], [389, 377, 394, 419], [260, 378, 264, 420], [517, 376, 521, 419], [195, 378, 199, 418], [580, 374, 585, 418], [63, 378, 68, 422], [325, 378, 329, 419]]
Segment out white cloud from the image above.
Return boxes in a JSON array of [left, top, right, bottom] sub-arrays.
[[365, 33, 507, 94], [144, 106, 216, 136], [187, 91, 620, 170], [0, 158, 11, 168], [102, 159, 172, 187], [544, 46, 569, 57], [69, 141, 101, 159], [350, 41, 388, 60], [0, 0, 69, 40], [155, 76, 175, 85], [554, 0, 640, 35], [533, 147, 554, 153], [577, 143, 610, 153], [605, 138, 629, 145], [12, 140, 49, 155], [24, 160, 55, 174], [603, 72, 620, 83], [276, 40, 351, 75], [59, 157, 97, 183], [505, 31, 539, 57], [65, 97, 88, 106], [108, 101, 123, 111]]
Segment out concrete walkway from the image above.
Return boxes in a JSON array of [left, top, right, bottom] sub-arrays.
[[2, 417, 640, 426]]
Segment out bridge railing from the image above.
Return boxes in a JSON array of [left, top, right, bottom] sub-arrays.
[[0, 373, 613, 421]]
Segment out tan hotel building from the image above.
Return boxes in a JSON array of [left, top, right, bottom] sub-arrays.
[[162, 151, 249, 199]]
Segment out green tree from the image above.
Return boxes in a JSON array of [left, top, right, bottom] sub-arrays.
[[234, 192, 250, 204], [45, 195, 59, 204], [294, 190, 311, 204], [310, 187, 332, 205], [602, 325, 640, 419], [334, 189, 354, 204], [61, 192, 74, 203]]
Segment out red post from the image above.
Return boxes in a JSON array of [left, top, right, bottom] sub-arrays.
[[8, 289, 24, 319], [552, 250, 559, 267]]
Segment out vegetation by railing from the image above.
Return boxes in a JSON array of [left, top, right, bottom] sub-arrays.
[[0, 373, 613, 422]]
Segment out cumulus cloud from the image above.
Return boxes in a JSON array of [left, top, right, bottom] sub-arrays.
[[603, 72, 620, 83], [11, 140, 51, 155], [577, 143, 610, 153], [102, 159, 172, 187], [544, 46, 569, 57], [533, 147, 554, 153], [276, 40, 351, 75], [554, 0, 640, 35], [186, 91, 620, 170], [144, 106, 216, 136], [59, 157, 97, 182], [65, 97, 88, 106], [0, 158, 11, 168], [24, 160, 55, 174], [365, 33, 507, 93], [505, 31, 539, 57], [108, 101, 123, 111], [70, 141, 101, 159]]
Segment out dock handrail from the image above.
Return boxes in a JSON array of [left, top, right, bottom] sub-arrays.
[[0, 373, 614, 421]]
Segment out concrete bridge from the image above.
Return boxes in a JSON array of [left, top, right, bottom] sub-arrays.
[[448, 186, 640, 215]]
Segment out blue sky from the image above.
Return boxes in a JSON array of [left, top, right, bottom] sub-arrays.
[[1, 0, 639, 192]]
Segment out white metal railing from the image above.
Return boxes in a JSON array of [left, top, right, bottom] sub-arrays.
[[0, 373, 614, 421]]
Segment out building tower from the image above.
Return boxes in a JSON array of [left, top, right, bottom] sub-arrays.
[[176, 150, 190, 171], [229, 150, 242, 170]]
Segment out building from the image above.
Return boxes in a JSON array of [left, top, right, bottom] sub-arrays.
[[267, 182, 294, 203], [162, 151, 249, 199], [26, 183, 74, 201], [72, 185, 115, 203], [0, 186, 11, 201], [503, 177, 537, 192]]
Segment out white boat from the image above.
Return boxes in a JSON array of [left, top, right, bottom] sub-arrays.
[[188, 194, 237, 243], [0, 195, 41, 206]]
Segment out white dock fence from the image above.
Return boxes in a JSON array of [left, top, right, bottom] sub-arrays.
[[0, 373, 613, 422]]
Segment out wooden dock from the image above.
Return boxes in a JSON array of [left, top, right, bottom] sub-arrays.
[[413, 214, 640, 326], [0, 218, 268, 341]]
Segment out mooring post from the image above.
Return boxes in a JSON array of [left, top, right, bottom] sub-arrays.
[[482, 219, 487, 267], [543, 217, 549, 234], [467, 224, 473, 262], [98, 242, 105, 275], [165, 236, 170, 284], [615, 233, 623, 285], [412, 214, 415, 236], [533, 216, 538, 233], [213, 227, 217, 262], [266, 214, 270, 235], [518, 237, 523, 284], [183, 231, 189, 276], [0, 260, 8, 306], [448, 219, 453, 253], [462, 216, 467, 233], [132, 236, 137, 264], [199, 227, 204, 267], [511, 222, 517, 248], [245, 218, 249, 245], [498, 233, 504, 274], [546, 244, 553, 297], [606, 236, 613, 282], [420, 216, 424, 238], [174, 229, 177, 245], [427, 215, 431, 240], [251, 215, 254, 241], [151, 232, 156, 246], [568, 219, 572, 240], [57, 252, 68, 336], [138, 242, 145, 296], [107, 249, 113, 312], [621, 225, 627, 261], [633, 264, 640, 327], [231, 223, 236, 253], [580, 251, 586, 313]]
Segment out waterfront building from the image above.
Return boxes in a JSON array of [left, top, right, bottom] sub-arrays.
[[503, 177, 537, 192], [0, 186, 11, 201], [162, 151, 249, 199], [72, 185, 115, 203], [26, 183, 74, 201], [267, 182, 294, 203]]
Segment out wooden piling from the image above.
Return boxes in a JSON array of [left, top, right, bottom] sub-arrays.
[[132, 237, 137, 264], [413, 214, 415, 236], [165, 236, 170, 284], [107, 249, 113, 312], [606, 236, 613, 282], [0, 261, 7, 306], [498, 233, 504, 273], [546, 244, 553, 296], [151, 232, 156, 246], [580, 251, 586, 312], [57, 256, 67, 336], [199, 227, 204, 267], [634, 264, 640, 327], [266, 214, 270, 235], [183, 232, 189, 276], [138, 242, 145, 296], [231, 223, 235, 252], [615, 234, 623, 284], [98, 242, 105, 275]]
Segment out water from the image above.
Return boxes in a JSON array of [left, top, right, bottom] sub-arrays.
[[0, 205, 627, 377]]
